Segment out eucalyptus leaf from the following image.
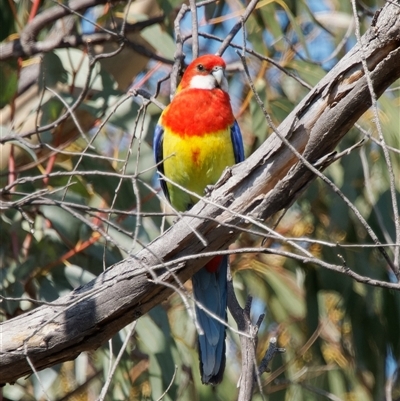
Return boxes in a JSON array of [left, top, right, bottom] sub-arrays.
[[0, 60, 18, 108], [39, 52, 68, 90], [64, 264, 96, 288]]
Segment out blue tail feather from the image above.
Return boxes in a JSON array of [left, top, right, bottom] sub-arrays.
[[192, 256, 228, 384]]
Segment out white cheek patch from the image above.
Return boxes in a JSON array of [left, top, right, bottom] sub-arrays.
[[189, 74, 229, 92], [190, 74, 217, 90]]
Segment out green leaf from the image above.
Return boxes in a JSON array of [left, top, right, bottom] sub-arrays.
[[259, 3, 283, 48], [96, 93, 143, 134], [32, 367, 59, 400], [53, 48, 116, 91], [64, 264, 96, 288], [0, 60, 18, 108], [136, 307, 180, 401], [286, 59, 326, 86], [0, 0, 15, 41], [39, 52, 69, 90], [72, 152, 137, 211], [6, 139, 38, 164], [250, 90, 269, 145], [0, 280, 24, 316], [40, 194, 85, 244], [37, 275, 62, 302], [39, 97, 65, 141], [141, 24, 175, 58], [253, 260, 305, 318]]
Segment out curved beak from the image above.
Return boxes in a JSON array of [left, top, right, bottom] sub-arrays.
[[211, 66, 224, 86], [211, 66, 228, 91]]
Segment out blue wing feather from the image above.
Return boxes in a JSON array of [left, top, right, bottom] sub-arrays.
[[153, 124, 170, 203], [231, 120, 245, 164]]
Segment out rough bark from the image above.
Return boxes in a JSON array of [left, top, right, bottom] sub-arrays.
[[1, 0, 400, 386]]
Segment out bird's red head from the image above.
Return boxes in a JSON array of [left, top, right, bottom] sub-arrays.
[[178, 55, 228, 92]]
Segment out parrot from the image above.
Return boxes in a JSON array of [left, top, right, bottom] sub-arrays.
[[153, 54, 245, 384]]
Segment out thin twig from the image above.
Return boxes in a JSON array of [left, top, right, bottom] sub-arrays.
[[171, 4, 189, 96], [216, 0, 259, 56], [189, 0, 199, 59], [24, 350, 52, 401], [156, 365, 178, 401], [98, 322, 137, 401]]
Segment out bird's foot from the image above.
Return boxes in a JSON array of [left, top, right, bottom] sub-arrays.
[[204, 184, 215, 196]]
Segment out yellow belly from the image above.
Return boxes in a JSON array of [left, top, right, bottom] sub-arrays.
[[163, 129, 235, 211]]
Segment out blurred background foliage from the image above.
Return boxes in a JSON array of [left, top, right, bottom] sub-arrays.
[[0, 0, 399, 400]]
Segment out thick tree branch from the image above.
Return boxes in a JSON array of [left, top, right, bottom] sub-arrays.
[[0, 0, 166, 62], [1, 0, 118, 60], [1, 1, 400, 386]]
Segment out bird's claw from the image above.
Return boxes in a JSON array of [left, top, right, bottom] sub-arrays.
[[204, 184, 215, 196]]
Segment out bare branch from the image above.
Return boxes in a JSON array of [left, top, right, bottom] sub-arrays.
[[216, 0, 260, 56], [1, 0, 120, 60], [189, 0, 199, 59], [171, 4, 189, 95], [227, 280, 256, 400]]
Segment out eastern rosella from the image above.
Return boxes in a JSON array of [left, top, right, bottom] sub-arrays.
[[153, 54, 244, 384]]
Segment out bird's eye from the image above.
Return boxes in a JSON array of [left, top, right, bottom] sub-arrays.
[[197, 64, 204, 71]]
